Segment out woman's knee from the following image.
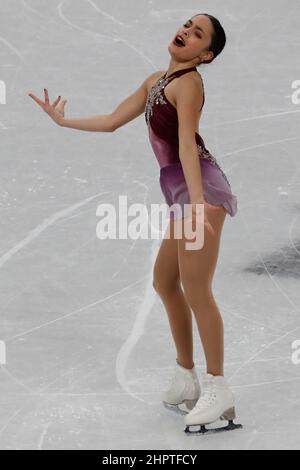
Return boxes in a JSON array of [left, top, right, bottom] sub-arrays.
[[152, 275, 181, 295], [180, 279, 213, 307]]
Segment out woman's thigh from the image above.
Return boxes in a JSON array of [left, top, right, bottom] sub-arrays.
[[177, 204, 227, 289], [153, 219, 180, 291]]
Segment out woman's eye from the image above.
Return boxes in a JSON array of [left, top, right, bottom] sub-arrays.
[[183, 23, 202, 38]]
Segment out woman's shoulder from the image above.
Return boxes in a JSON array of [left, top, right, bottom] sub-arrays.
[[175, 69, 204, 95], [145, 70, 166, 94], [151, 69, 167, 81]]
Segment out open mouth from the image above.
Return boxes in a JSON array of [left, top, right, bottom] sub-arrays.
[[173, 35, 185, 47]]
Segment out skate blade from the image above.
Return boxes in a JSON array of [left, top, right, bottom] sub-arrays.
[[162, 401, 190, 416], [184, 420, 243, 436]]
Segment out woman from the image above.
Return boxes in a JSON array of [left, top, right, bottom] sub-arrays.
[[29, 13, 241, 434]]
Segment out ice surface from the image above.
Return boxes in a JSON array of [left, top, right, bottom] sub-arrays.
[[0, 0, 300, 450]]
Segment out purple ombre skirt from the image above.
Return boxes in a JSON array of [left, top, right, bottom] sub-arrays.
[[159, 157, 237, 220]]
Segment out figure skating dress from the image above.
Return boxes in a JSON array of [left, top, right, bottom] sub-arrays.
[[145, 66, 237, 220]]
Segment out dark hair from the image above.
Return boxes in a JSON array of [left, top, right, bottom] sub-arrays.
[[192, 13, 226, 64]]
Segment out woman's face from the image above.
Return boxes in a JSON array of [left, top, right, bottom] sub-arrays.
[[168, 15, 214, 64]]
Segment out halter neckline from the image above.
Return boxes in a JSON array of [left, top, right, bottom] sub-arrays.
[[163, 66, 197, 80]]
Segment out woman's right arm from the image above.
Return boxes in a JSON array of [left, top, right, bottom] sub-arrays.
[[28, 71, 162, 132]]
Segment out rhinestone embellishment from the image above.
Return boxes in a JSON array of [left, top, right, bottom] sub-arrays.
[[145, 74, 231, 188], [197, 144, 231, 188], [145, 75, 171, 125]]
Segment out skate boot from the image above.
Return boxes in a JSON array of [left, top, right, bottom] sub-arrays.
[[184, 373, 243, 434], [162, 360, 201, 415]]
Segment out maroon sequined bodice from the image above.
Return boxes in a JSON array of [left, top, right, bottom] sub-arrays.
[[144, 66, 231, 187]]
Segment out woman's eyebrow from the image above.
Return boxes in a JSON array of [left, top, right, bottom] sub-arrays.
[[187, 19, 206, 35]]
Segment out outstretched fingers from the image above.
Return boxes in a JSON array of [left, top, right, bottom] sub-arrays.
[[44, 88, 49, 105], [56, 99, 67, 112], [28, 93, 44, 107], [44, 88, 61, 107], [28, 88, 62, 110], [52, 95, 62, 107]]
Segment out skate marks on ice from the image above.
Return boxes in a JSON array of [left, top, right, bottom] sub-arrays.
[[244, 236, 300, 279], [0, 191, 108, 270], [115, 240, 161, 404], [56, 0, 156, 70], [235, 136, 300, 283], [55, 0, 163, 405]]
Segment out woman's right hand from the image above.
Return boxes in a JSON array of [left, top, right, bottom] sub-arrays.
[[28, 88, 67, 126]]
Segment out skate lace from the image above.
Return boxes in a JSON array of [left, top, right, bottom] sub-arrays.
[[194, 382, 217, 410]]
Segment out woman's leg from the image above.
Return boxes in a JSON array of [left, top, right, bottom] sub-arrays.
[[177, 204, 227, 376], [153, 219, 194, 369]]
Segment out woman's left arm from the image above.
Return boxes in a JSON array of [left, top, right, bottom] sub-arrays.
[[176, 75, 205, 205]]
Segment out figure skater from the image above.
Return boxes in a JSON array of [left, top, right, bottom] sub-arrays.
[[29, 13, 241, 435]]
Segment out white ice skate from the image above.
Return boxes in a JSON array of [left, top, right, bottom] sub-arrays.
[[162, 360, 201, 415], [183, 373, 243, 434]]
